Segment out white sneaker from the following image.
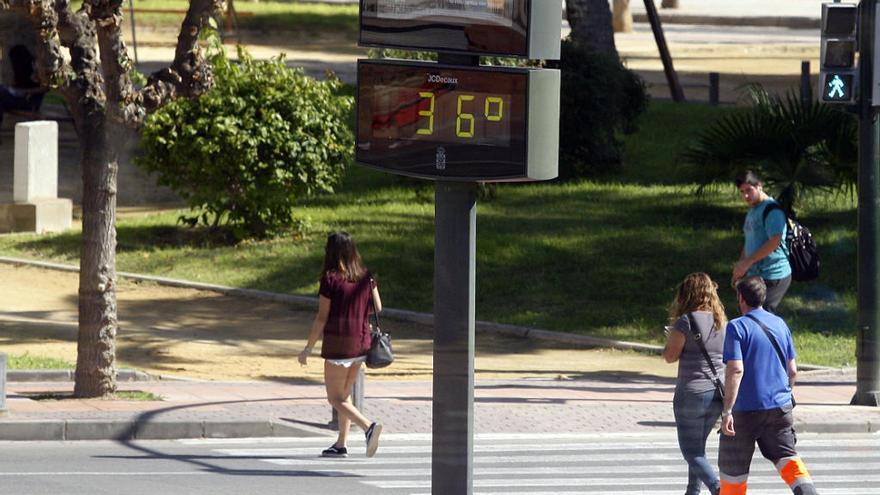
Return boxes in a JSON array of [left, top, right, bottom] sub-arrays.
[[365, 422, 383, 458]]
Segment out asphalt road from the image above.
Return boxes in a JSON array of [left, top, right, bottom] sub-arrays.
[[1, 432, 877, 494]]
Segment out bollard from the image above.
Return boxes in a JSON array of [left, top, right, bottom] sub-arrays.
[[800, 60, 812, 110], [0, 352, 7, 417], [709, 72, 720, 106], [329, 366, 365, 428], [0, 121, 72, 234]]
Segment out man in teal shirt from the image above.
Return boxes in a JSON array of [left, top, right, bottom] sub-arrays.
[[732, 171, 791, 313]]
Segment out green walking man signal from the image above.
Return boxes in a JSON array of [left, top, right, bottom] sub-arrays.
[[825, 73, 854, 101], [820, 2, 859, 104]]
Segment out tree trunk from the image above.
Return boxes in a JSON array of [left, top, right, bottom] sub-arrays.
[[566, 0, 618, 57], [612, 0, 633, 33], [4, 0, 221, 398], [74, 115, 119, 398]]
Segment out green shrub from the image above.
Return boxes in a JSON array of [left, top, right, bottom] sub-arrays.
[[138, 43, 353, 239], [550, 38, 648, 179]]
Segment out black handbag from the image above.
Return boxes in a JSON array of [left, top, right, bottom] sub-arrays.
[[366, 288, 393, 369]]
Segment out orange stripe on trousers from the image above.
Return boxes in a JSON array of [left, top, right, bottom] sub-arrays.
[[720, 480, 747, 495], [779, 458, 811, 485]]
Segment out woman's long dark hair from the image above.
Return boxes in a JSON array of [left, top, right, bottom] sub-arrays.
[[322, 231, 366, 282]]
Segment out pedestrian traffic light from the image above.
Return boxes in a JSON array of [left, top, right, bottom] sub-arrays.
[[820, 2, 859, 104]]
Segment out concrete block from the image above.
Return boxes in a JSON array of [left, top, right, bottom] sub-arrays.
[[14, 121, 59, 202], [0, 420, 65, 441], [65, 420, 136, 440], [134, 420, 204, 440], [0, 198, 72, 233], [204, 420, 273, 438]]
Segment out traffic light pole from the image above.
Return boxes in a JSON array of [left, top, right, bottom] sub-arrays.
[[853, 0, 880, 406]]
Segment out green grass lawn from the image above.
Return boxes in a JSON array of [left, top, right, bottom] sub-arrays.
[[7, 353, 73, 369], [0, 102, 858, 367], [115, 0, 359, 34]]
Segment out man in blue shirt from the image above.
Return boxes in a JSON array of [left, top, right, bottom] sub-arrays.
[[719, 276, 817, 495], [732, 171, 791, 313]]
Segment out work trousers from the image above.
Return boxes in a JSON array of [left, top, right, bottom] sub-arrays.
[[719, 407, 817, 495]]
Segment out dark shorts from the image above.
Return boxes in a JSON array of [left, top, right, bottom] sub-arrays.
[[719, 406, 797, 478], [763, 276, 791, 314]]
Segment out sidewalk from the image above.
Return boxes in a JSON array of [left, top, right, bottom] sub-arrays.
[[626, 0, 822, 28], [2, 369, 877, 441]]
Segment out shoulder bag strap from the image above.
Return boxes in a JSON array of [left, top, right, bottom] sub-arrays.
[[744, 313, 795, 407], [685, 312, 724, 394], [368, 278, 380, 329], [744, 313, 787, 371], [761, 201, 782, 223]]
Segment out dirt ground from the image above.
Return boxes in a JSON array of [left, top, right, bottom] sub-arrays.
[[0, 263, 676, 382]]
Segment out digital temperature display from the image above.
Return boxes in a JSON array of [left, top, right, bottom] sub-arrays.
[[371, 86, 513, 147], [357, 60, 559, 181]]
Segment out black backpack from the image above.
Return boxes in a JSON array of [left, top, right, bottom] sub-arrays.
[[762, 203, 820, 282]]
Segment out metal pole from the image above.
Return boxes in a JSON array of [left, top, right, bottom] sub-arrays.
[[0, 353, 7, 417], [128, 0, 139, 68], [853, 0, 880, 407], [643, 0, 685, 102], [708, 72, 719, 105], [432, 180, 477, 495], [800, 60, 812, 109]]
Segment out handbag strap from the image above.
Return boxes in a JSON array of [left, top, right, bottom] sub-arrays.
[[685, 312, 723, 391], [368, 278, 380, 329], [744, 313, 788, 372]]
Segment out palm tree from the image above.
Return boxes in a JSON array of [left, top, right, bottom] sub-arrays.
[[566, 0, 618, 57], [682, 86, 857, 215]]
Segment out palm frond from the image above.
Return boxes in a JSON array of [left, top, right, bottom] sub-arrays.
[[681, 86, 857, 209]]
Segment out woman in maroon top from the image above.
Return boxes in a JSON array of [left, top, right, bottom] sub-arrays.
[[298, 232, 383, 458]]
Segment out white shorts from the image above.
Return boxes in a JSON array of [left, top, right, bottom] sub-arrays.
[[326, 355, 367, 368]]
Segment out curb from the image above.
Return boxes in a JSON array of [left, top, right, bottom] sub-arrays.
[[631, 13, 819, 29], [0, 416, 872, 441], [0, 418, 326, 441], [7, 369, 152, 382], [794, 419, 879, 434]]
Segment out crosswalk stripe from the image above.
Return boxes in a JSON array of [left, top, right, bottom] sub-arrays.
[[214, 444, 875, 460], [407, 490, 879, 495], [365, 475, 880, 489], [264, 463, 880, 477], [181, 432, 879, 447], [260, 456, 879, 473], [202, 433, 879, 494]]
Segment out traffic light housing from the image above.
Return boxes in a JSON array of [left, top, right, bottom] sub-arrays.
[[820, 2, 859, 104]]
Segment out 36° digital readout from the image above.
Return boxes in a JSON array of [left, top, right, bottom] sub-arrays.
[[370, 86, 512, 146]]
